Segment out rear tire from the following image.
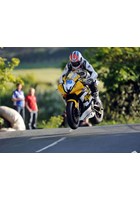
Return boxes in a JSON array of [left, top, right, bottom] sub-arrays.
[[66, 101, 80, 129], [90, 101, 104, 124]]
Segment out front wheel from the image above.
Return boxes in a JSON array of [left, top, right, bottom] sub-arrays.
[[66, 101, 80, 129]]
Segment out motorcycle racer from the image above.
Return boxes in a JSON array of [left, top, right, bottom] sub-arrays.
[[59, 51, 100, 102]]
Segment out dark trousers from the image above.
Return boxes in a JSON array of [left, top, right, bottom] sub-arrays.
[[89, 81, 98, 94], [28, 111, 38, 130], [15, 106, 25, 121]]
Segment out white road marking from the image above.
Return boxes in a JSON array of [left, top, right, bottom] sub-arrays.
[[36, 137, 66, 153]]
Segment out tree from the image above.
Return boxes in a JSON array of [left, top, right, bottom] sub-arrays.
[[84, 47, 140, 122], [0, 56, 22, 105], [0, 57, 22, 90]]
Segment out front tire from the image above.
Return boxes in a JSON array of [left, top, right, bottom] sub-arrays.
[[66, 101, 80, 129]]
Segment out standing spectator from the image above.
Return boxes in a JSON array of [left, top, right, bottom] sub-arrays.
[[25, 88, 38, 130], [12, 83, 25, 120]]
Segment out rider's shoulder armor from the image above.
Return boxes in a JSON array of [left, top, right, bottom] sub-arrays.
[[81, 59, 88, 70]]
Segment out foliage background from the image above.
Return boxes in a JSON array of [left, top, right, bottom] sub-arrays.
[[85, 47, 140, 123]]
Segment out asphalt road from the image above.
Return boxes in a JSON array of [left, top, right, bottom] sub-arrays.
[[0, 124, 140, 153]]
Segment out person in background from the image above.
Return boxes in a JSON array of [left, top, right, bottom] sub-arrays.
[[79, 119, 92, 127], [12, 83, 25, 120], [25, 87, 38, 130]]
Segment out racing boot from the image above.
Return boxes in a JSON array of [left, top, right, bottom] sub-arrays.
[[92, 91, 101, 104], [89, 82, 101, 103]]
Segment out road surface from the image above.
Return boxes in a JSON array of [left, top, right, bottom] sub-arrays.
[[0, 124, 140, 153]]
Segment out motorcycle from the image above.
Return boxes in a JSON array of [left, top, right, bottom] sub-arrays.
[[58, 73, 104, 129]]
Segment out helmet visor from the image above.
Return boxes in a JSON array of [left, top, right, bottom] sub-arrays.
[[71, 61, 81, 67]]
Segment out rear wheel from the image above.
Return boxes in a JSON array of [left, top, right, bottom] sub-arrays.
[[66, 101, 80, 129], [90, 101, 104, 124]]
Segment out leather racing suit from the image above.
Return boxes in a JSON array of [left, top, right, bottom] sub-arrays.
[[59, 58, 99, 98]]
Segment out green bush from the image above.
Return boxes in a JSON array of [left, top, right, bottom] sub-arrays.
[[37, 89, 65, 122], [0, 117, 4, 129], [38, 115, 63, 128], [85, 47, 140, 123]]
